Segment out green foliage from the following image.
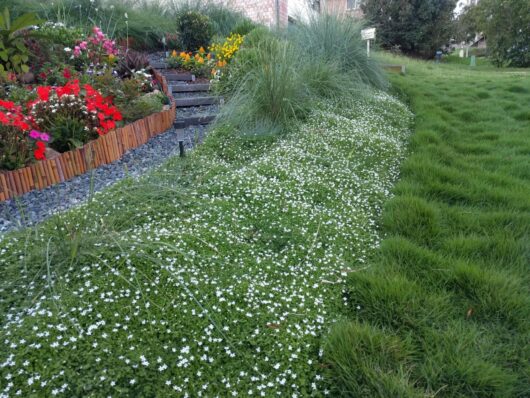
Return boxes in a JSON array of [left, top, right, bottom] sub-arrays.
[[362, 0, 456, 58], [0, 7, 41, 77], [169, 0, 250, 37], [0, 125, 31, 170], [121, 91, 165, 123], [217, 14, 386, 137], [217, 32, 310, 135], [472, 0, 530, 67], [176, 10, 213, 51], [230, 19, 257, 36], [0, 91, 412, 395], [47, 115, 88, 152], [289, 13, 387, 89], [325, 55, 530, 396], [115, 50, 150, 78]]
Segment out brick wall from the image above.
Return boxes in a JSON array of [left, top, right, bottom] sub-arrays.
[[211, 0, 289, 28]]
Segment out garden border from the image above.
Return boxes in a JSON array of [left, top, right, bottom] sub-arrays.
[[0, 69, 176, 202]]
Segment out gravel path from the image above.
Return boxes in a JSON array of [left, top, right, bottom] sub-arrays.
[[0, 125, 208, 235]]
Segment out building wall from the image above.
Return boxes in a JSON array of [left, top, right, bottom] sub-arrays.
[[288, 0, 317, 23], [210, 0, 288, 28], [324, 0, 364, 18]]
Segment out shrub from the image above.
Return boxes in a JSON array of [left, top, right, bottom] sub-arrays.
[[176, 11, 213, 51]]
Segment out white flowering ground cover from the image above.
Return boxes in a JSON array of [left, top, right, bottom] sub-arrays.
[[0, 92, 412, 397]]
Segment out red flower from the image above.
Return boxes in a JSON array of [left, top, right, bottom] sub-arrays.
[[0, 100, 15, 110], [37, 86, 52, 102], [63, 68, 72, 79], [34, 141, 46, 160]]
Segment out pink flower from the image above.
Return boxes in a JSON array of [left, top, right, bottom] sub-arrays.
[[74, 46, 81, 57], [29, 130, 41, 139], [79, 41, 88, 50], [40, 133, 50, 142]]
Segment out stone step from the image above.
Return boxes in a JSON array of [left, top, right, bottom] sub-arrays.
[[163, 72, 194, 82], [172, 83, 211, 93], [175, 96, 218, 107], [174, 115, 216, 128]]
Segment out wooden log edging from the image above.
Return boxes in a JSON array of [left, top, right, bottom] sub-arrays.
[[0, 69, 176, 202]]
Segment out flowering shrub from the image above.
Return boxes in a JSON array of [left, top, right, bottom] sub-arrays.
[[71, 26, 119, 68], [29, 80, 122, 151]]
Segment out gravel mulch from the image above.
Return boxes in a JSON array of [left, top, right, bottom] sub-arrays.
[[0, 125, 208, 235]]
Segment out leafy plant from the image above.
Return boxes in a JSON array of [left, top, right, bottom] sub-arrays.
[[121, 91, 165, 123], [116, 50, 150, 78], [0, 7, 41, 78], [176, 10, 213, 51]]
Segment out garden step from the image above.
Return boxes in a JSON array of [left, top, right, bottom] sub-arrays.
[[174, 115, 216, 128], [150, 62, 167, 69], [163, 72, 194, 81], [175, 96, 218, 107], [172, 83, 211, 93]]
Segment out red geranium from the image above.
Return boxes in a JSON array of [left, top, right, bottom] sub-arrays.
[[34, 141, 46, 160]]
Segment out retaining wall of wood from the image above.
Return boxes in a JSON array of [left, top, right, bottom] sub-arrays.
[[0, 69, 175, 202]]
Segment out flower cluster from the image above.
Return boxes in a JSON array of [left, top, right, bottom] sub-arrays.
[[0, 100, 30, 132], [209, 33, 244, 64], [167, 47, 214, 77], [30, 80, 123, 138], [71, 26, 118, 66], [0, 101, 46, 169]]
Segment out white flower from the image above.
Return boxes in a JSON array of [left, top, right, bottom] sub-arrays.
[[64, 47, 71, 52]]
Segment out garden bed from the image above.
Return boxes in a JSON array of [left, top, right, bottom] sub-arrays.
[[0, 69, 175, 201]]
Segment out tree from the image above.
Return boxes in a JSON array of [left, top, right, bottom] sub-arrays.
[[473, 0, 530, 67], [361, 0, 457, 58]]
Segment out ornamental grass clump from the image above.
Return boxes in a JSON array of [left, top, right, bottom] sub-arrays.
[[289, 13, 387, 90]]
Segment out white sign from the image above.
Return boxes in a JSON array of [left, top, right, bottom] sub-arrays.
[[361, 28, 376, 41]]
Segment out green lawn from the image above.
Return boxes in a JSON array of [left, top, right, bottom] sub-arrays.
[[325, 56, 530, 396]]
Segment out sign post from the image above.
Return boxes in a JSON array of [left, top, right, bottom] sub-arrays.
[[361, 28, 376, 57]]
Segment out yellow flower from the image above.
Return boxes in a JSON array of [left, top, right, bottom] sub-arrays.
[[172, 50, 177, 57]]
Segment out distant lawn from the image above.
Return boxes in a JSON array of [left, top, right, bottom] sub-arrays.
[[325, 56, 530, 396]]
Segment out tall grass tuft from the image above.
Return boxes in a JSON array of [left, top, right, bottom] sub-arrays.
[[217, 13, 387, 136], [289, 13, 387, 90], [217, 31, 310, 135]]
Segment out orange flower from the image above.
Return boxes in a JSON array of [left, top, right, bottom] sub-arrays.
[[198, 46, 206, 54], [172, 50, 177, 57]]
